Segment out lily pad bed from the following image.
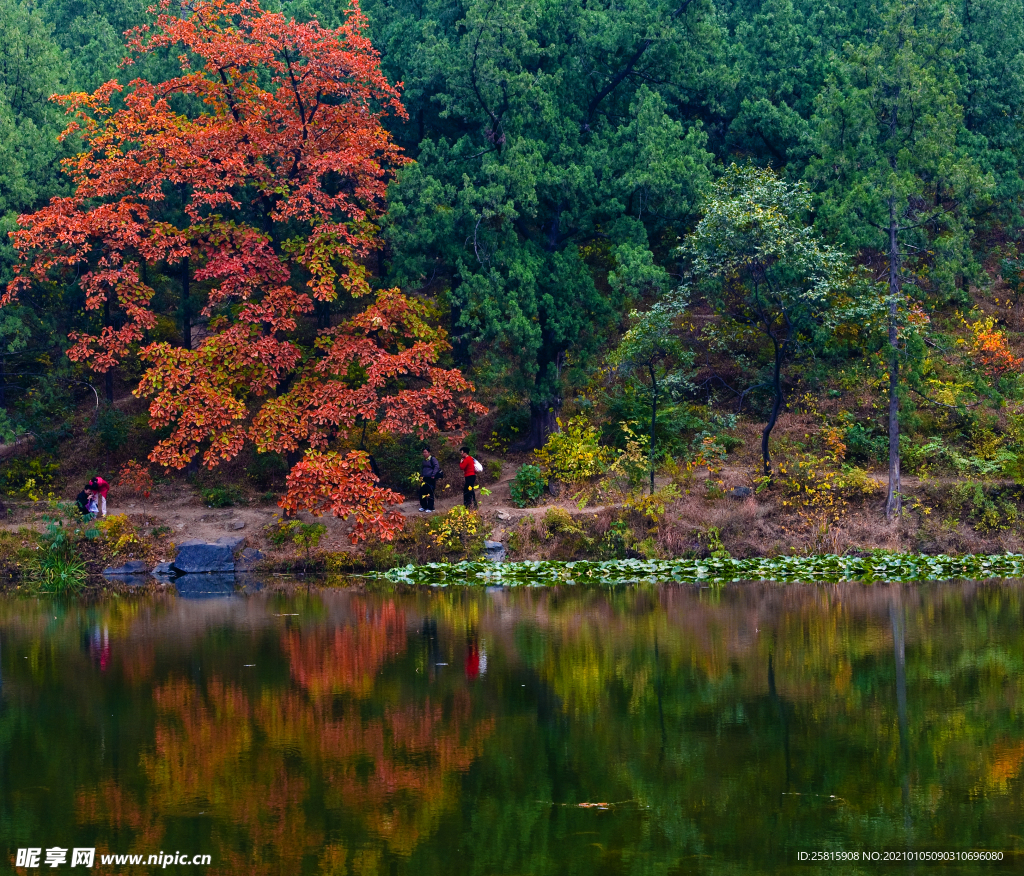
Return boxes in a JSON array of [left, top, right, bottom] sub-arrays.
[[381, 553, 1024, 586]]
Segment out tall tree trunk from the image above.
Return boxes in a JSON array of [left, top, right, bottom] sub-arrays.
[[886, 199, 902, 519], [767, 652, 792, 793], [519, 401, 559, 451], [315, 298, 331, 329], [514, 341, 564, 450], [761, 337, 783, 480], [181, 256, 191, 350], [648, 365, 657, 497]]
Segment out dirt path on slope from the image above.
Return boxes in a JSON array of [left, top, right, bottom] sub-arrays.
[[2, 455, 1002, 561], [0, 460, 613, 555]]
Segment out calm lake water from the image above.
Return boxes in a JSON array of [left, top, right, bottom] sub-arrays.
[[0, 582, 1021, 874]]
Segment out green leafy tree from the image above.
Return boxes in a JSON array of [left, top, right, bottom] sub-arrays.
[[957, 0, 1024, 217], [0, 0, 70, 275], [0, 0, 77, 428], [374, 0, 717, 447], [807, 0, 991, 517], [608, 304, 692, 495], [680, 164, 847, 479], [35, 0, 149, 89], [725, 0, 847, 167]]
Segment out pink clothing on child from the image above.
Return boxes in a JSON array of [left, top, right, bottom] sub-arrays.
[[89, 477, 109, 516]]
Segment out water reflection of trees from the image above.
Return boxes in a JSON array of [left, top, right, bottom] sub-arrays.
[[1, 584, 1021, 873], [68, 598, 494, 872], [445, 584, 1024, 870], [282, 600, 407, 698]]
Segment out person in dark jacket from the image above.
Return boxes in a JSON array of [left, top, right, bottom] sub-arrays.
[[76, 489, 92, 518], [419, 446, 442, 512]]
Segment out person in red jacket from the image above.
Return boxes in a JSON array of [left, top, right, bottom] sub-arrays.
[[458, 446, 479, 509], [88, 475, 109, 517]]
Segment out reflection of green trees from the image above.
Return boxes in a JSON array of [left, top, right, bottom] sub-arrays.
[[0, 586, 1021, 873], [414, 585, 1024, 874]]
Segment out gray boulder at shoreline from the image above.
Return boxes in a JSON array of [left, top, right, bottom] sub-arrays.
[[172, 537, 246, 574]]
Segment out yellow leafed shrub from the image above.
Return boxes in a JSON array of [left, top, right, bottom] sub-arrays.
[[535, 415, 613, 486], [98, 514, 144, 554], [430, 505, 481, 552], [777, 454, 878, 527]]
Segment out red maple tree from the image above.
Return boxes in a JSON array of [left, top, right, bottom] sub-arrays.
[[4, 0, 484, 541]]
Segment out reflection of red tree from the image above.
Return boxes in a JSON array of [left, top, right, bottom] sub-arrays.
[[261, 688, 493, 855], [978, 739, 1024, 793], [338, 693, 490, 851], [77, 678, 317, 875], [76, 636, 492, 868], [282, 600, 407, 699]]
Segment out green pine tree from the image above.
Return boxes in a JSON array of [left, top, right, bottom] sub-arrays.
[[373, 0, 719, 446]]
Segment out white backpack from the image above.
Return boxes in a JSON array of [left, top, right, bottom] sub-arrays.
[[474, 458, 483, 474]]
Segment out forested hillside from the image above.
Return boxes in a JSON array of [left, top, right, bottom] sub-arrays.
[[4, 0, 1024, 566]]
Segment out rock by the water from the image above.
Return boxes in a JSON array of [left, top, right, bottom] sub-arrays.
[[174, 573, 237, 598], [728, 486, 754, 500], [225, 519, 245, 530], [103, 559, 149, 576], [172, 537, 244, 574], [484, 540, 506, 563], [151, 561, 175, 579]]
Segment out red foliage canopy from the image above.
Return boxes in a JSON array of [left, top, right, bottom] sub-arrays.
[[966, 317, 1023, 380], [5, 0, 484, 541]]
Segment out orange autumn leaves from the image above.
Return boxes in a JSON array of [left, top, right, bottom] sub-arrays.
[[4, 0, 484, 540], [964, 316, 1024, 379]]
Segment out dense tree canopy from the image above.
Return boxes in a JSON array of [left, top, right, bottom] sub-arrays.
[[680, 164, 848, 477], [808, 0, 990, 516], [4, 0, 1024, 521], [371, 0, 716, 446]]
